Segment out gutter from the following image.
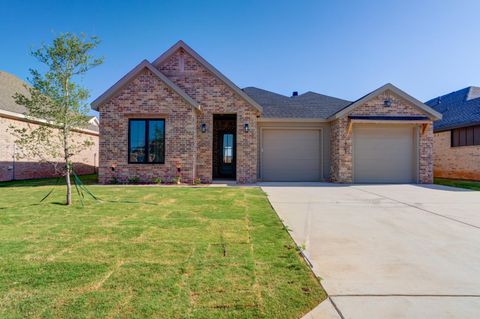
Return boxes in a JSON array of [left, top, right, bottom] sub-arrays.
[[0, 109, 99, 136]]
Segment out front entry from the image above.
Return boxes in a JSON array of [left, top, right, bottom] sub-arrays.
[[213, 114, 236, 179]]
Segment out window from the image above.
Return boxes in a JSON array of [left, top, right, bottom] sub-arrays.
[[451, 125, 480, 147], [223, 133, 233, 164], [129, 119, 165, 163]]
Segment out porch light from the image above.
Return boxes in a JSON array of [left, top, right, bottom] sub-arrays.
[[384, 99, 392, 107], [111, 163, 116, 172], [244, 123, 250, 133], [201, 123, 207, 133]]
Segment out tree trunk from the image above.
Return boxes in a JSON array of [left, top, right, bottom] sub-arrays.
[[65, 164, 72, 205]]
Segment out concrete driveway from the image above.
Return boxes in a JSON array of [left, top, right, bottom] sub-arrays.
[[261, 183, 480, 319]]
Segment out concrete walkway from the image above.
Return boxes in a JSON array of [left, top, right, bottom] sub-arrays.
[[261, 183, 480, 319]]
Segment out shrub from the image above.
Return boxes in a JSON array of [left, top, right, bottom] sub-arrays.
[[128, 176, 140, 184], [153, 177, 162, 184]]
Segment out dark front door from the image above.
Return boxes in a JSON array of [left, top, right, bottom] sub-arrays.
[[217, 132, 236, 179]]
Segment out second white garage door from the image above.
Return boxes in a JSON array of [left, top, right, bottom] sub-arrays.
[[353, 125, 417, 183], [261, 129, 321, 181]]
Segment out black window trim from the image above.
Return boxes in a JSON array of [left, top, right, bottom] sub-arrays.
[[128, 118, 166, 164], [451, 125, 480, 148]]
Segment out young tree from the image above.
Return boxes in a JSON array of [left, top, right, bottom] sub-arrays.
[[10, 33, 103, 205]]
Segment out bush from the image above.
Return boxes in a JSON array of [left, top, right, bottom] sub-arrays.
[[153, 177, 162, 184], [128, 176, 140, 184]]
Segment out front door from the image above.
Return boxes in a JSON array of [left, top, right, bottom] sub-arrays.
[[217, 132, 236, 179]]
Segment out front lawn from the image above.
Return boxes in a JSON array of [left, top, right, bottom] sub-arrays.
[[0, 177, 325, 318], [434, 178, 480, 191]]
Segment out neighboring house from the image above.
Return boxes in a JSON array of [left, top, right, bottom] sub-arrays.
[[425, 87, 480, 180], [92, 41, 441, 184], [0, 71, 99, 181]]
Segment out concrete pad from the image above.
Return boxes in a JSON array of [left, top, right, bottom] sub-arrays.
[[261, 183, 480, 318], [331, 296, 480, 319], [352, 184, 480, 228], [301, 299, 341, 319]]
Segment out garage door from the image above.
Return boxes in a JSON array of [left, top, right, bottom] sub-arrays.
[[262, 129, 321, 181], [353, 125, 416, 183]]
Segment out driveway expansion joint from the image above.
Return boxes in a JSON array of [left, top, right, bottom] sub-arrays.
[[352, 186, 480, 230], [330, 294, 480, 298]]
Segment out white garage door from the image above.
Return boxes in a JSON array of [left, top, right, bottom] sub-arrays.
[[261, 129, 321, 181], [353, 125, 417, 183]]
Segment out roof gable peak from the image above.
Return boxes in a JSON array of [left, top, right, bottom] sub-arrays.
[[91, 59, 200, 111], [153, 40, 263, 113], [329, 83, 442, 120]]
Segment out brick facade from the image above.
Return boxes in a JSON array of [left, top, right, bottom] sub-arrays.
[[1, 116, 98, 181], [97, 43, 437, 185], [98, 48, 259, 184], [330, 90, 434, 183], [98, 69, 197, 184], [433, 130, 480, 180]]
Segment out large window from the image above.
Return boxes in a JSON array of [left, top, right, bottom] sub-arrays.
[[128, 119, 165, 163], [451, 125, 480, 147]]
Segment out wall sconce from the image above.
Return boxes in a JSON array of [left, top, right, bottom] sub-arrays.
[[111, 163, 116, 172], [201, 123, 207, 133], [244, 123, 250, 133], [383, 99, 392, 107]]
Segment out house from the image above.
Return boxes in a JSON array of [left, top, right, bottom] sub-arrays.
[[92, 41, 441, 184], [0, 71, 99, 181], [425, 87, 480, 180]]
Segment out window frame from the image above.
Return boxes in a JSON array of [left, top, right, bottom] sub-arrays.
[[451, 125, 480, 148], [128, 118, 166, 164]]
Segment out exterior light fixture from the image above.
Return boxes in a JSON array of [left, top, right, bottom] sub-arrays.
[[244, 123, 250, 133], [201, 123, 207, 133], [384, 99, 392, 107], [111, 163, 116, 172]]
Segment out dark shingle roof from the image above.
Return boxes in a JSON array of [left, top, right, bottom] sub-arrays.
[[425, 86, 480, 131], [0, 71, 99, 133], [242, 87, 351, 119]]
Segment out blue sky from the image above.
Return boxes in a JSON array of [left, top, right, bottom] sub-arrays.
[[1, 0, 480, 116]]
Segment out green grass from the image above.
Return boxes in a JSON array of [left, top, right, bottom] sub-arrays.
[[0, 174, 98, 188], [0, 176, 325, 318], [434, 178, 480, 191]]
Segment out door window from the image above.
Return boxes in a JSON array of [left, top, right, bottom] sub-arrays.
[[223, 134, 233, 164]]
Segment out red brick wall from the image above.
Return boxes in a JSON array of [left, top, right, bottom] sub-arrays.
[[98, 48, 260, 184], [98, 69, 197, 184], [1, 116, 98, 181], [330, 90, 434, 183], [433, 130, 480, 180], [157, 48, 259, 183]]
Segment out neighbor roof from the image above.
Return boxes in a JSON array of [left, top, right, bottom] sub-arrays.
[[1, 71, 99, 133], [242, 87, 351, 119], [0, 71, 30, 114], [91, 60, 200, 111], [425, 86, 480, 132]]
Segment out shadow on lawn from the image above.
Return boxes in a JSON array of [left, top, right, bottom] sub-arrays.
[[0, 174, 98, 188]]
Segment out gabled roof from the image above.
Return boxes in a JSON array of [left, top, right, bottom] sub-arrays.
[[328, 83, 442, 121], [425, 86, 480, 132], [91, 60, 200, 111], [0, 71, 30, 114], [0, 71, 99, 134], [152, 40, 263, 113], [243, 87, 350, 119]]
